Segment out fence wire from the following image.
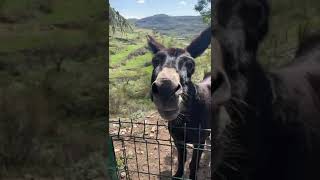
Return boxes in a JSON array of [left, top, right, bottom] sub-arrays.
[[109, 118, 211, 180]]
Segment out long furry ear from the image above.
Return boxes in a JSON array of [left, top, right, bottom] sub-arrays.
[[212, 37, 231, 105], [186, 27, 211, 58], [147, 35, 165, 54], [239, 0, 269, 43], [216, 0, 269, 47]]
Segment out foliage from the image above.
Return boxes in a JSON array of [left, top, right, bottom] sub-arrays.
[[133, 14, 207, 38], [195, 0, 211, 24], [258, 0, 320, 68], [0, 0, 107, 178], [108, 3, 132, 34], [65, 152, 108, 180]]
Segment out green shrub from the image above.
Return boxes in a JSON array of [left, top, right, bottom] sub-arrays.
[[0, 83, 54, 168]]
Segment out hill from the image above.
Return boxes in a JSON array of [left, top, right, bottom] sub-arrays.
[[128, 18, 138, 24], [133, 14, 208, 38]]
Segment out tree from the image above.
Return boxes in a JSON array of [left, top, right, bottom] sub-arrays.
[[108, 3, 132, 34], [194, 0, 211, 24]]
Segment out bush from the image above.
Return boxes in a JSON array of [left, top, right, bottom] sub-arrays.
[[0, 83, 54, 169]]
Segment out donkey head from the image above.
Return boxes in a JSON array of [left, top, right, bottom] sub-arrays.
[[212, 0, 270, 107], [211, 0, 270, 173], [147, 28, 211, 121]]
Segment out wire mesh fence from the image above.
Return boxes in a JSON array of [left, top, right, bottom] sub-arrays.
[[109, 117, 211, 180]]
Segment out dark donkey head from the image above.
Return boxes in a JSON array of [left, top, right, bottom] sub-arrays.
[[147, 28, 211, 121], [211, 0, 271, 176], [212, 0, 270, 107]]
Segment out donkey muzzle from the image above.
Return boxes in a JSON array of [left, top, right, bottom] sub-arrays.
[[151, 79, 181, 99]]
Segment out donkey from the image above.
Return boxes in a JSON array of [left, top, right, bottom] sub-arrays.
[[212, 0, 320, 179], [147, 28, 211, 179]]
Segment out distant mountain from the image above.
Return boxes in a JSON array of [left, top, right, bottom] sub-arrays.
[[128, 18, 138, 24], [132, 14, 208, 38]]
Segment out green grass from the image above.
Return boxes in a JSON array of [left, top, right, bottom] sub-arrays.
[[109, 28, 154, 68], [0, 0, 106, 53], [122, 53, 152, 69], [0, 0, 107, 178], [258, 0, 320, 67], [109, 44, 143, 67], [0, 0, 105, 24], [0, 29, 89, 52], [109, 69, 144, 79]]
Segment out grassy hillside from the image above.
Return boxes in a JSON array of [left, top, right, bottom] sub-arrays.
[[133, 14, 208, 38], [259, 0, 320, 68], [0, 0, 107, 178], [109, 27, 211, 118]]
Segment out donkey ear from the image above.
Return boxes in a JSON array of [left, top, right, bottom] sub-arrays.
[[186, 27, 211, 58], [147, 35, 165, 54], [212, 71, 231, 106], [239, 0, 270, 43], [212, 37, 231, 105], [216, 0, 269, 44]]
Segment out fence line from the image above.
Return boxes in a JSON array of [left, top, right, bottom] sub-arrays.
[[109, 118, 211, 180]]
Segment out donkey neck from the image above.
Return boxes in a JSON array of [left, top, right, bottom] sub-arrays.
[[183, 80, 206, 105], [169, 80, 211, 127], [224, 53, 271, 101]]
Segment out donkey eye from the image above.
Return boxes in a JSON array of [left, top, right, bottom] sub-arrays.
[[152, 53, 166, 67], [152, 57, 163, 67], [185, 61, 194, 70], [152, 58, 160, 67]]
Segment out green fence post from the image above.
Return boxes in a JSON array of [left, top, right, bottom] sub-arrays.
[[107, 136, 118, 180]]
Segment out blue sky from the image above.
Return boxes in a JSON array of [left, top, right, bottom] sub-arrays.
[[109, 0, 200, 19]]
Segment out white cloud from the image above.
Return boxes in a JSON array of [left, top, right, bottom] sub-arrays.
[[136, 0, 145, 3], [125, 15, 142, 19], [179, 1, 187, 5]]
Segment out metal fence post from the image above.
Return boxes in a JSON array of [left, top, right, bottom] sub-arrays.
[[107, 136, 119, 180]]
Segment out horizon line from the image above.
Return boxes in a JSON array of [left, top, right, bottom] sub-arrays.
[[124, 13, 201, 19]]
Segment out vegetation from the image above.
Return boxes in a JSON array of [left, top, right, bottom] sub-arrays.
[[259, 0, 320, 67], [0, 0, 107, 178], [132, 14, 208, 38], [108, 2, 132, 34], [195, 0, 211, 24]]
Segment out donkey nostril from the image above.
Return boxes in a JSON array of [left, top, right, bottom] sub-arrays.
[[175, 84, 182, 93], [152, 82, 159, 94]]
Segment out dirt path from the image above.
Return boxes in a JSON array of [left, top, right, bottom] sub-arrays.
[[110, 112, 211, 180]]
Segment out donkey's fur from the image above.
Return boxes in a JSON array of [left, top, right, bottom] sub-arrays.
[[147, 28, 211, 179], [168, 74, 211, 180], [212, 0, 320, 179]]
